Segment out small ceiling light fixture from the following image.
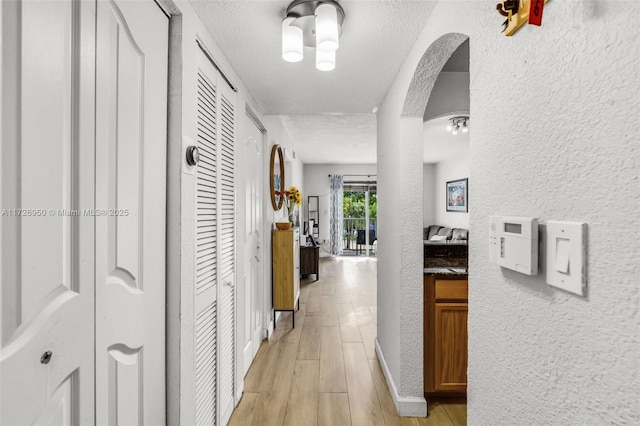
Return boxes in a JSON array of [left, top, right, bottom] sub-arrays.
[[282, 17, 304, 62], [316, 49, 336, 71], [281, 0, 345, 71], [447, 116, 470, 135]]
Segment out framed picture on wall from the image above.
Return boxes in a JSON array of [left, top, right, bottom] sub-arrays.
[[446, 178, 468, 212]]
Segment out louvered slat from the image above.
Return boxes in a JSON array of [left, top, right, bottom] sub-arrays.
[[219, 93, 235, 280], [195, 302, 217, 426], [217, 90, 235, 421], [196, 71, 217, 296], [218, 276, 234, 422], [196, 68, 218, 425]]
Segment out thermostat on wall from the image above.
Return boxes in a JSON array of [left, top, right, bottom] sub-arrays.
[[489, 216, 539, 275]]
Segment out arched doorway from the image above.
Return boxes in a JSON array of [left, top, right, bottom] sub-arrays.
[[375, 32, 469, 418]]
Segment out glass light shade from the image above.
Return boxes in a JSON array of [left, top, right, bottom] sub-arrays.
[[316, 49, 335, 71], [315, 4, 339, 52], [461, 122, 469, 133], [452, 127, 459, 135], [282, 18, 303, 62], [446, 123, 453, 131]]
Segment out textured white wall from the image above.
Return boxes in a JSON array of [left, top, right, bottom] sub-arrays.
[[378, 0, 640, 423], [303, 164, 377, 252], [434, 154, 470, 229], [256, 117, 304, 331], [423, 164, 436, 227]]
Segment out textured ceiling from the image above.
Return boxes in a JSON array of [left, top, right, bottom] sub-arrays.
[[190, 1, 442, 164], [275, 114, 377, 164], [423, 115, 470, 164], [272, 114, 470, 165], [191, 1, 437, 115]]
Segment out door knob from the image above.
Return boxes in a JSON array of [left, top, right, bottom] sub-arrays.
[[40, 350, 52, 365], [186, 145, 200, 166]]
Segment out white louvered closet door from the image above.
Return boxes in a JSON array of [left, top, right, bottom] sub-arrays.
[[195, 45, 236, 426], [217, 69, 236, 426]]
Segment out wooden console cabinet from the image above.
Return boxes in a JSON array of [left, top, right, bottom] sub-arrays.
[[272, 228, 300, 327], [424, 274, 468, 395]]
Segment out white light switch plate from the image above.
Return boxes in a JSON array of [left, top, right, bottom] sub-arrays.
[[546, 221, 587, 296]]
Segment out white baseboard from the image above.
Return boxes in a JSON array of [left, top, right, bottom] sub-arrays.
[[235, 379, 244, 404], [267, 319, 274, 340], [375, 338, 427, 417], [243, 341, 252, 377]]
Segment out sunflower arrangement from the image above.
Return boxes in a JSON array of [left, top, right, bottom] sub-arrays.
[[283, 185, 302, 222]]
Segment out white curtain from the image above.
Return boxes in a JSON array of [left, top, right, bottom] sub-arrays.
[[329, 175, 344, 255]]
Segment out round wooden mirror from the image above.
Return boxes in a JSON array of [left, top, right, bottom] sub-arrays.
[[270, 144, 285, 210]]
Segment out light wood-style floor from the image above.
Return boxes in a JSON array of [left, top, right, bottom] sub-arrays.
[[229, 256, 467, 426]]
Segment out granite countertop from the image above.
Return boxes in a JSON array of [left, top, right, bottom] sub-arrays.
[[424, 268, 468, 276], [423, 240, 468, 246]]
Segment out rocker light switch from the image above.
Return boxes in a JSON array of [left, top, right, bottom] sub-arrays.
[[546, 221, 587, 296], [555, 238, 570, 274]]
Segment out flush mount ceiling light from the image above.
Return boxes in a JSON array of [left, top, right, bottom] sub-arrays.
[[281, 0, 345, 71], [446, 116, 469, 135]]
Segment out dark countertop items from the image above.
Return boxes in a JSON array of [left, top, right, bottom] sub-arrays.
[[423, 240, 468, 269], [423, 268, 468, 276], [423, 240, 468, 246]]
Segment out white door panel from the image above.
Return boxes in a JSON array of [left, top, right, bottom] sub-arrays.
[[243, 117, 264, 376], [0, 1, 95, 424], [34, 373, 74, 426], [95, 0, 168, 424]]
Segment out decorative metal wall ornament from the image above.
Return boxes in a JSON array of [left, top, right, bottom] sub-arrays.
[[497, 0, 548, 36]]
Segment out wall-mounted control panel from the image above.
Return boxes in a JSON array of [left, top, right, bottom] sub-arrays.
[[489, 216, 539, 275]]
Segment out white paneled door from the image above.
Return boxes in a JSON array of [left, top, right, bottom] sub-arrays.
[[243, 118, 265, 376], [0, 1, 96, 424], [1, 1, 168, 424], [94, 1, 168, 425]]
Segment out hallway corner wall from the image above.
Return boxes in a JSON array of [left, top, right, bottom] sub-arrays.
[[166, 1, 304, 423], [377, 0, 640, 423]]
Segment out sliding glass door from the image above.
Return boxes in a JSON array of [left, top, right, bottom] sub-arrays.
[[342, 181, 377, 256]]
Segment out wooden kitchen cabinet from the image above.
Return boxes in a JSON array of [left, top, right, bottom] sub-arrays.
[[272, 228, 300, 327], [424, 274, 468, 395]]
